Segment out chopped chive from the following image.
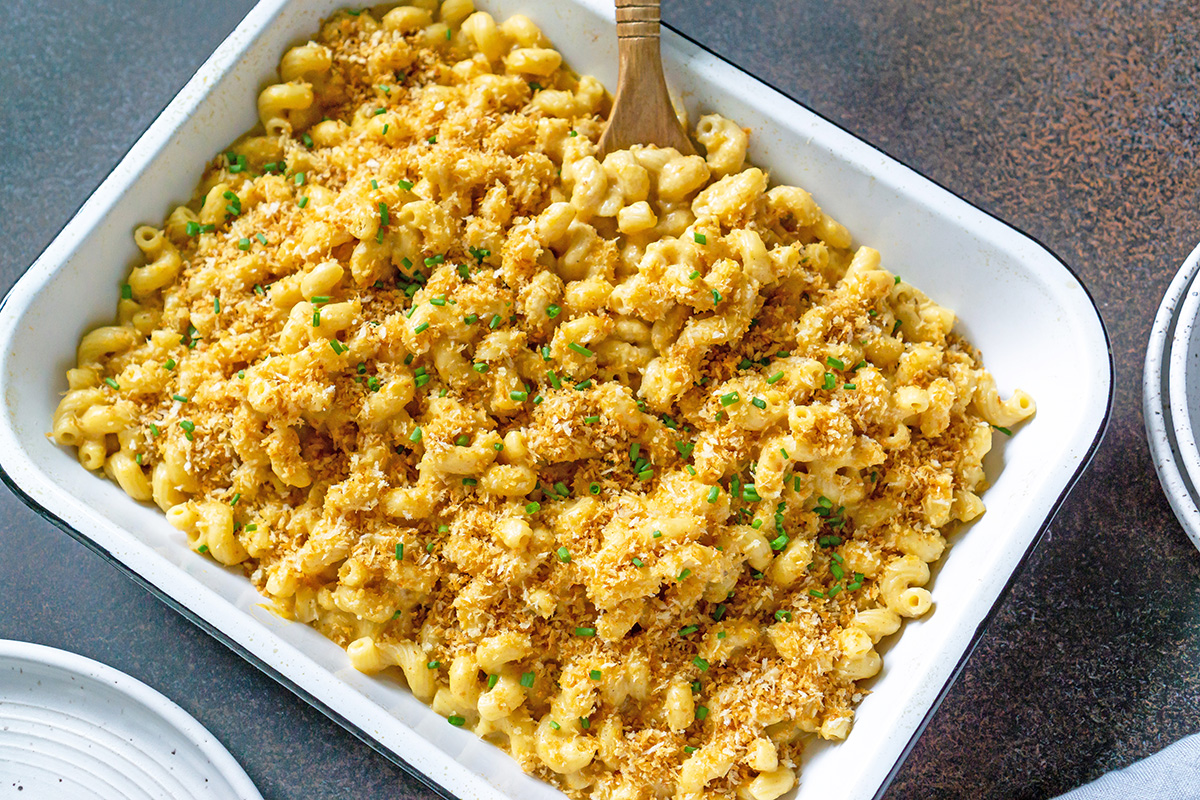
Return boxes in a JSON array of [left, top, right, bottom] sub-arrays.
[[694, 232, 707, 244], [487, 674, 499, 690], [179, 420, 195, 440], [120, 284, 133, 300], [751, 518, 763, 529], [430, 296, 446, 306], [427, 660, 441, 669], [751, 397, 766, 409], [526, 501, 541, 514], [637, 468, 654, 481], [463, 314, 478, 325], [684, 745, 697, 754], [706, 486, 720, 503], [172, 394, 189, 403], [775, 609, 793, 622], [237, 238, 251, 251], [993, 425, 1013, 436], [823, 372, 836, 390], [766, 371, 784, 384], [135, 453, 143, 465], [629, 443, 641, 462], [149, 423, 160, 437], [473, 362, 489, 373], [409, 427, 423, 442], [549, 720, 561, 730], [575, 379, 592, 391], [546, 304, 561, 318], [712, 289, 722, 304], [679, 625, 698, 637], [769, 532, 789, 551], [583, 415, 600, 424], [253, 284, 264, 296], [398, 179, 414, 191], [447, 715, 465, 727], [104, 377, 120, 390], [893, 319, 903, 335], [575, 627, 596, 637], [688, 270, 700, 280], [547, 370, 562, 389], [719, 391, 740, 406], [489, 314, 501, 329], [568, 342, 593, 358], [631, 557, 644, 567], [589, 483, 601, 495], [844, 383, 856, 390], [679, 568, 691, 581], [652, 530, 662, 538], [313, 310, 321, 327], [413, 322, 429, 334], [712, 604, 727, 621], [895, 275, 902, 284], [520, 672, 535, 688], [589, 669, 602, 680], [826, 356, 845, 370], [569, 130, 578, 137], [428, 135, 438, 144], [462, 478, 478, 486], [510, 390, 528, 402], [695, 706, 709, 720], [556, 546, 571, 564], [692, 657, 709, 672], [742, 485, 761, 502], [395, 542, 405, 560], [674, 441, 695, 459]]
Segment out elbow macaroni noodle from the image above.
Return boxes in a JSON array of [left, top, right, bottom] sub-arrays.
[[51, 4, 1035, 798]]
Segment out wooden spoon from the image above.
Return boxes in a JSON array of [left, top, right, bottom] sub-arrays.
[[597, 0, 696, 158]]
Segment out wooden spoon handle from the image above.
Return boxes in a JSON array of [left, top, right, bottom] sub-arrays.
[[615, 0, 661, 40], [599, 0, 695, 156]]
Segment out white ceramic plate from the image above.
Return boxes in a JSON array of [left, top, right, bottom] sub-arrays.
[[0, 640, 262, 800], [0, 1, 1112, 798], [1167, 252, 1200, 515], [1145, 243, 1200, 550]]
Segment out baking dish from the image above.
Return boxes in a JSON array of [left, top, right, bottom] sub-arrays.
[[0, 0, 1112, 797]]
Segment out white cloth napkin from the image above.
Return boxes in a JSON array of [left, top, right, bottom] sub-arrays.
[[1055, 734, 1200, 799]]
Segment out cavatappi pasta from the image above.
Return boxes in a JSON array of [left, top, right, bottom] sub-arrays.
[[52, 4, 1035, 798]]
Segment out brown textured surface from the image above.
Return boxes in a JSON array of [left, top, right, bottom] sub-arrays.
[[1, 1, 1198, 798]]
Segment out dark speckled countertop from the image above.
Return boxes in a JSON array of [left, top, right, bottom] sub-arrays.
[[1, 2, 1197, 798]]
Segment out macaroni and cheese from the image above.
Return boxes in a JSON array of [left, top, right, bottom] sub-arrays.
[[51, 4, 1034, 798]]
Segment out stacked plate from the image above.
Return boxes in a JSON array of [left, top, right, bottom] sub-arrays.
[[1145, 243, 1200, 549], [0, 641, 261, 800]]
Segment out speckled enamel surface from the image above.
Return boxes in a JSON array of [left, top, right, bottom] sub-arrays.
[[1, 2, 1196, 798]]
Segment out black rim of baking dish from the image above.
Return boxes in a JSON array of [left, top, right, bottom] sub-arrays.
[[0, 9, 1116, 800]]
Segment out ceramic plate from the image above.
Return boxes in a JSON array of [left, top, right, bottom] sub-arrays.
[[1146, 243, 1200, 550], [0, 640, 262, 800]]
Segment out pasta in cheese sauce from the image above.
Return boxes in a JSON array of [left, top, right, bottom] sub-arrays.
[[51, 4, 1035, 799]]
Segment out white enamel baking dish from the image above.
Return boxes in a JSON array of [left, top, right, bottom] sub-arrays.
[[0, 1, 1112, 797]]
